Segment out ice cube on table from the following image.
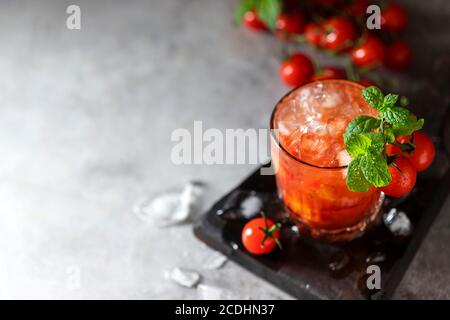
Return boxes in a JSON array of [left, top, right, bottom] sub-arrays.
[[383, 208, 412, 236], [166, 267, 201, 288], [133, 181, 205, 227], [239, 194, 263, 219], [197, 284, 235, 300], [202, 251, 227, 270]]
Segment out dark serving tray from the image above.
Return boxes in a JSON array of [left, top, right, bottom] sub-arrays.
[[194, 131, 450, 299]]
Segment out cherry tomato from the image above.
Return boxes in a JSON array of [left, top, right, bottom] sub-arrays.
[[380, 157, 417, 198], [322, 17, 356, 52], [384, 41, 412, 70], [360, 79, 377, 87], [344, 0, 369, 18], [304, 22, 324, 47], [242, 217, 281, 255], [351, 35, 385, 69], [243, 10, 268, 32], [276, 11, 306, 39], [279, 53, 314, 87], [312, 66, 345, 81], [381, 2, 408, 33], [387, 131, 435, 172]]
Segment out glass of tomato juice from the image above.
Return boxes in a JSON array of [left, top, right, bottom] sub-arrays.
[[270, 80, 384, 241]]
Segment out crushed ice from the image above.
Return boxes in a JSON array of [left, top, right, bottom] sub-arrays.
[[165, 267, 201, 288], [197, 284, 235, 300], [133, 181, 205, 226], [239, 194, 263, 218], [202, 251, 228, 270], [383, 208, 412, 236]]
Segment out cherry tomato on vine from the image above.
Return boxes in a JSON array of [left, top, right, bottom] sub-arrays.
[[351, 35, 385, 69], [321, 17, 356, 52], [381, 2, 408, 33], [384, 41, 412, 70], [304, 22, 324, 47], [241, 217, 281, 255], [276, 11, 306, 39], [243, 10, 268, 32], [386, 131, 435, 172], [312, 66, 345, 81], [279, 53, 314, 87], [380, 157, 417, 198]]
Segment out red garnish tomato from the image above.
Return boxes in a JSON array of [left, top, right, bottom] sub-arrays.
[[386, 131, 435, 172], [351, 35, 385, 69], [243, 10, 268, 32], [322, 17, 356, 52], [276, 11, 306, 39], [380, 157, 417, 198], [242, 217, 281, 255], [279, 53, 314, 87], [384, 41, 412, 70], [304, 22, 324, 47], [381, 2, 408, 33], [312, 66, 345, 81]]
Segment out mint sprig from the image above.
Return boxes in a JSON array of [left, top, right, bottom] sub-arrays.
[[345, 86, 424, 192]]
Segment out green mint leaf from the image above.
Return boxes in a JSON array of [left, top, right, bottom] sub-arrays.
[[345, 133, 372, 158], [362, 86, 384, 110], [361, 153, 392, 187], [367, 132, 385, 153], [382, 106, 411, 128], [393, 118, 425, 136], [384, 128, 396, 143], [383, 94, 399, 108], [257, 0, 281, 30], [234, 0, 257, 25], [346, 157, 371, 192], [344, 116, 381, 141]]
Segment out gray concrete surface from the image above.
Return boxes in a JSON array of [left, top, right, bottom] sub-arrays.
[[0, 0, 448, 299]]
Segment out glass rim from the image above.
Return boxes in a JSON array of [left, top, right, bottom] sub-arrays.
[[269, 79, 366, 170]]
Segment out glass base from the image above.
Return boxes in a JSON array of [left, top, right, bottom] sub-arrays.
[[289, 193, 385, 243]]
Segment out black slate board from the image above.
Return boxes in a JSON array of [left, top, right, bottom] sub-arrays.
[[194, 133, 450, 299]]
